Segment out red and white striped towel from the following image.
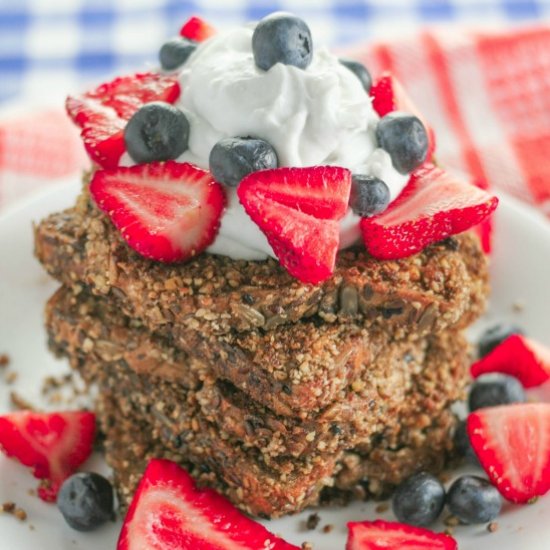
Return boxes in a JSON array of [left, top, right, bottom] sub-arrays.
[[352, 25, 550, 217], [2, 25, 550, 218]]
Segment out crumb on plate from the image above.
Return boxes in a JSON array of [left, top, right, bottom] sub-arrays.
[[1, 502, 27, 521], [10, 391, 35, 411], [487, 521, 499, 533], [305, 513, 320, 530], [4, 371, 18, 384], [444, 515, 460, 527]]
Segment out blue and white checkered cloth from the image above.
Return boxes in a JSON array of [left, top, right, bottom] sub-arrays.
[[1, 0, 550, 104]]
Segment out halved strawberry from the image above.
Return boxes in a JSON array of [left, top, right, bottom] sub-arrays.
[[360, 163, 498, 260], [179, 16, 216, 42], [237, 166, 351, 284], [467, 403, 550, 504], [239, 165, 351, 220], [243, 198, 340, 284], [0, 411, 95, 502], [471, 334, 550, 388], [370, 72, 436, 159], [346, 520, 457, 550], [66, 72, 180, 168], [90, 161, 226, 263], [117, 459, 299, 550]]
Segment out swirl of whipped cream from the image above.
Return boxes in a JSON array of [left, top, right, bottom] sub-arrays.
[[170, 26, 409, 260]]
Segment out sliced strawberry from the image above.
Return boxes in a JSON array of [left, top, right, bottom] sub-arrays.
[[65, 97, 126, 169], [237, 166, 351, 284], [67, 72, 181, 123], [90, 161, 226, 263], [360, 163, 498, 260], [0, 411, 95, 502], [467, 403, 550, 504], [242, 195, 340, 284], [370, 72, 436, 160], [66, 72, 180, 168], [118, 459, 299, 550], [239, 165, 351, 220], [346, 520, 457, 550], [179, 16, 216, 42], [471, 334, 550, 388], [472, 178, 494, 254]]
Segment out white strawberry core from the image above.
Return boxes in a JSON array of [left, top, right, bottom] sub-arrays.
[[109, 172, 214, 252], [124, 25, 411, 260], [9, 412, 89, 492]]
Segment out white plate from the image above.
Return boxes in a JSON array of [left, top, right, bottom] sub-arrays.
[[1, 183, 550, 549]]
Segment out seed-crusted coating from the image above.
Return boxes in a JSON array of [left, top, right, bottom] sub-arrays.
[[45, 285, 381, 417], [34, 187, 489, 340], [46, 286, 469, 460], [46, 286, 468, 516], [95, 388, 339, 518], [95, 389, 459, 518], [176, 315, 375, 417], [46, 286, 203, 390], [334, 405, 458, 493]]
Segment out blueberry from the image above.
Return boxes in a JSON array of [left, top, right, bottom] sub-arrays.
[[159, 37, 197, 71], [57, 472, 114, 532], [376, 112, 428, 174], [209, 137, 278, 187], [124, 102, 189, 163], [349, 175, 390, 217], [453, 420, 480, 467], [478, 323, 524, 357], [468, 373, 526, 412], [392, 472, 445, 526], [447, 475, 502, 524], [339, 58, 372, 92], [252, 13, 313, 71]]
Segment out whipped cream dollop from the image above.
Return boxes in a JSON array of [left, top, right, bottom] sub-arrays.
[[165, 26, 410, 260]]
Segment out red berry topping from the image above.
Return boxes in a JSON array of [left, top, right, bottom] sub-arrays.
[[467, 403, 550, 504], [0, 411, 95, 502], [90, 161, 226, 263], [66, 72, 180, 168], [360, 163, 498, 260], [370, 72, 436, 159], [472, 178, 494, 254], [473, 212, 493, 255], [471, 334, 550, 388], [179, 16, 216, 42], [346, 520, 457, 550], [117, 459, 299, 550], [240, 165, 351, 220], [237, 166, 352, 284]]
